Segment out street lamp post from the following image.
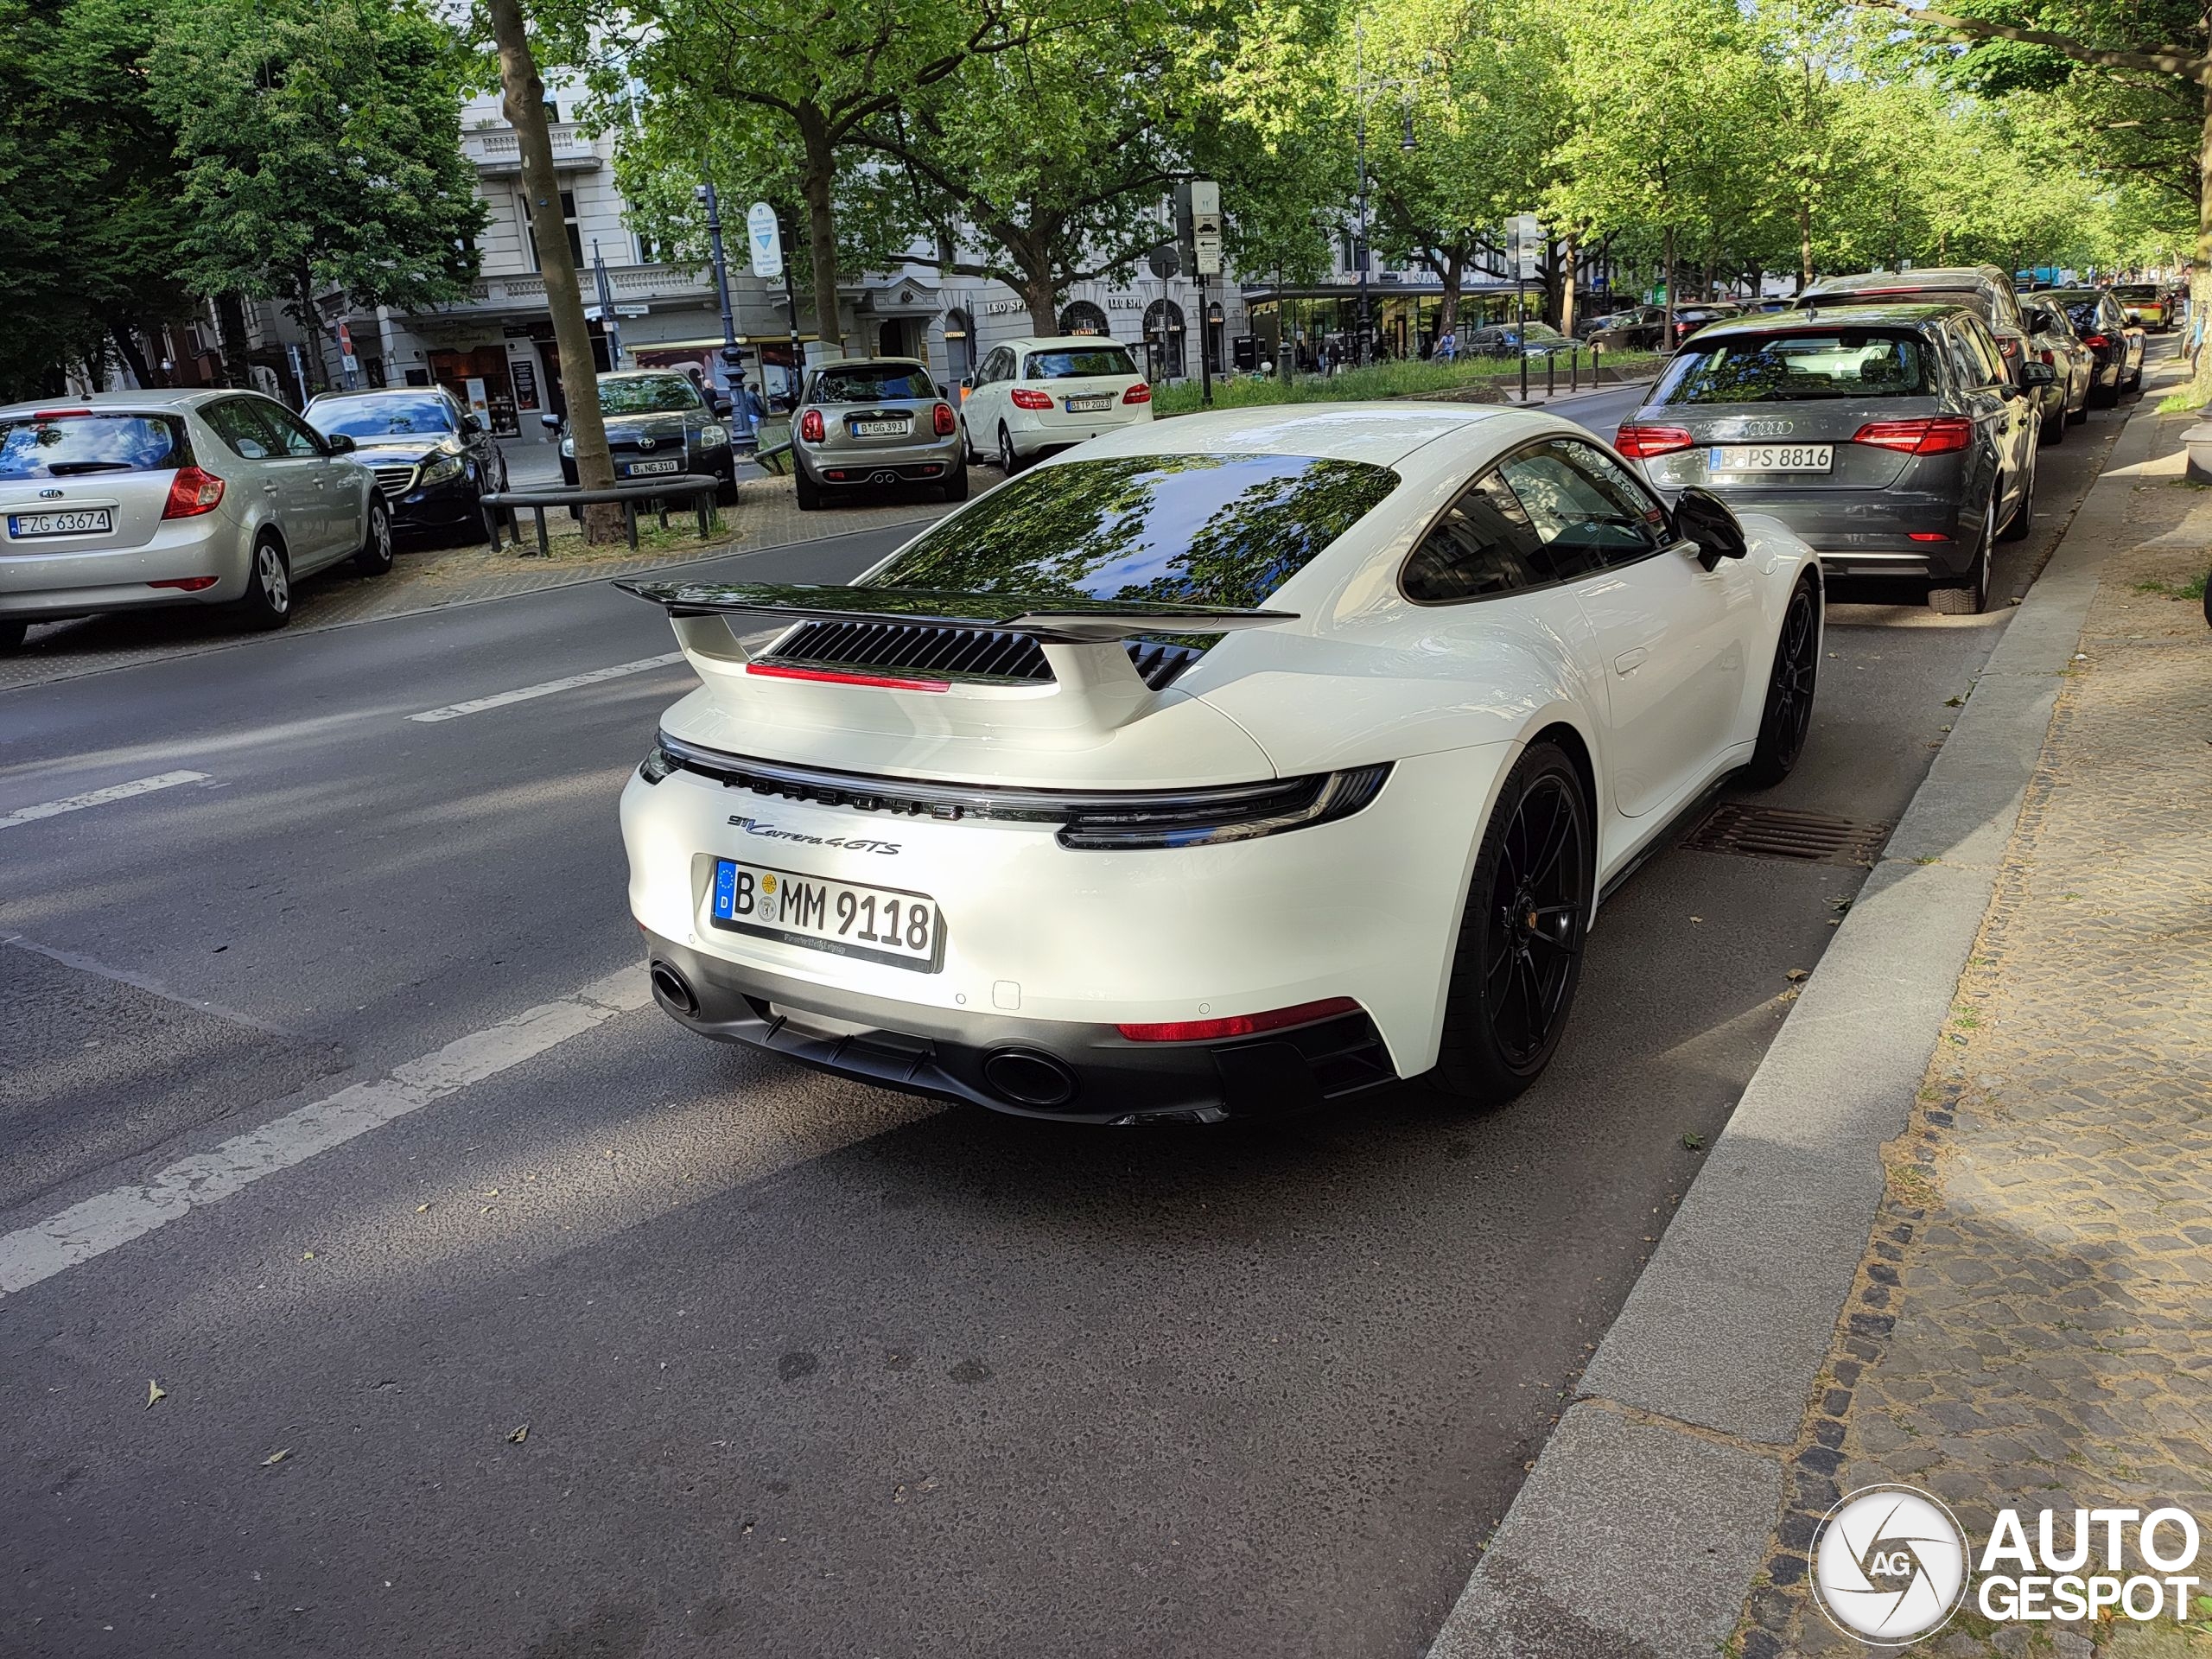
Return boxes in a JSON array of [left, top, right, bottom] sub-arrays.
[[696, 181, 754, 442]]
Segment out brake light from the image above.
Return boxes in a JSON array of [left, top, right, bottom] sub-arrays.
[[2082, 334, 2111, 348], [931, 402, 957, 435], [744, 663, 949, 693], [1122, 382, 1152, 404], [2038, 348, 2056, 365], [1009, 387, 1054, 410], [1852, 418, 1973, 455], [1614, 423, 1696, 459], [160, 466, 226, 518], [1117, 996, 1361, 1044], [798, 409, 824, 442], [1908, 531, 1951, 543], [149, 575, 220, 590], [30, 408, 92, 420]]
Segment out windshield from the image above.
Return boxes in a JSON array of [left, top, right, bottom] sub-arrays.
[[0, 412, 184, 478], [307, 395, 454, 439], [1652, 330, 1932, 404], [867, 453, 1399, 607], [598, 374, 703, 415], [812, 365, 936, 403], [1023, 347, 1138, 381]]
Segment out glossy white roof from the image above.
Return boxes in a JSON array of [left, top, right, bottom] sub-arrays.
[[1065, 400, 1560, 468]]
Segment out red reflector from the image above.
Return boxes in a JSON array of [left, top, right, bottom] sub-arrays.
[[798, 409, 825, 442], [160, 465, 226, 518], [1907, 531, 1951, 543], [1117, 996, 1361, 1044], [931, 401, 957, 435], [823, 470, 847, 480], [1009, 387, 1054, 410], [1122, 382, 1152, 404], [1614, 423, 1696, 459], [744, 663, 949, 693], [1852, 417, 1972, 456], [149, 575, 220, 590], [30, 408, 93, 420]]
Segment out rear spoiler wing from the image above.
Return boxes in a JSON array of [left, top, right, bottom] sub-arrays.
[[618, 581, 1299, 734], [614, 580, 1296, 643]]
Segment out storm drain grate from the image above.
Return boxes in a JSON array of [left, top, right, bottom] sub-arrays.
[[1681, 804, 1891, 867]]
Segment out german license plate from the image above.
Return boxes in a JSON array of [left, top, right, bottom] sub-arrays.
[[853, 419, 909, 436], [1709, 444, 1831, 474], [1065, 395, 1112, 412], [8, 509, 113, 537], [625, 459, 680, 476], [710, 858, 941, 972]]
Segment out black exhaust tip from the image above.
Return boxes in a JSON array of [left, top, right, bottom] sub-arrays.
[[982, 1047, 1077, 1109], [649, 961, 699, 1018]]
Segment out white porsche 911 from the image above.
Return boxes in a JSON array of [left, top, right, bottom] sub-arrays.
[[618, 404, 1821, 1123]]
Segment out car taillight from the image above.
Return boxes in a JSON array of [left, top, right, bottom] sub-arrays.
[[2039, 348, 2056, 365], [798, 409, 825, 442], [1852, 417, 1973, 455], [30, 408, 92, 420], [1614, 423, 1696, 459], [1058, 765, 1389, 850], [2082, 333, 2111, 348], [1122, 383, 1152, 404], [160, 466, 226, 518], [931, 402, 957, 435], [1009, 387, 1054, 410], [1117, 996, 1362, 1044], [149, 575, 220, 590]]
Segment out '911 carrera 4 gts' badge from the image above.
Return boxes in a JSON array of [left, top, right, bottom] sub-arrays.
[[727, 814, 901, 855]]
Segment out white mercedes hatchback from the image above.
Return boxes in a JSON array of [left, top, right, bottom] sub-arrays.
[[0, 390, 391, 650], [620, 404, 1821, 1122], [959, 335, 1153, 474]]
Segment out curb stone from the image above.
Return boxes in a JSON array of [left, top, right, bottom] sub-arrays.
[[1425, 385, 2171, 1659]]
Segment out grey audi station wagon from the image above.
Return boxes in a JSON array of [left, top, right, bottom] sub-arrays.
[[1617, 302, 2050, 614]]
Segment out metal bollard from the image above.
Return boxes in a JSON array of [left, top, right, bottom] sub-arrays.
[[1546, 352, 1556, 399]]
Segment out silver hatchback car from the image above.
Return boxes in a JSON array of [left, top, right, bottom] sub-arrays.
[[792, 358, 967, 510], [0, 389, 390, 649]]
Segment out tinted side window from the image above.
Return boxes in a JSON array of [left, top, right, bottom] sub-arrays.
[[1961, 318, 2006, 383], [1497, 439, 1664, 579], [203, 399, 276, 460], [1942, 326, 1988, 391], [1402, 473, 1548, 601], [258, 402, 326, 457]]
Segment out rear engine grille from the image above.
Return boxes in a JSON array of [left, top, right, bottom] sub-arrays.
[[370, 462, 416, 499], [1681, 804, 1891, 867], [756, 619, 1203, 690]]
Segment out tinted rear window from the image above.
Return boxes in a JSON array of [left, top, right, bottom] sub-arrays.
[[0, 412, 185, 479], [812, 365, 935, 403], [1652, 331, 1933, 404], [2063, 301, 2104, 331], [1025, 347, 1138, 380], [867, 454, 1399, 607], [2113, 285, 2159, 300]]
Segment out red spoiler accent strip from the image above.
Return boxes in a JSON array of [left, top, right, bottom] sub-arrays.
[[744, 663, 950, 693]]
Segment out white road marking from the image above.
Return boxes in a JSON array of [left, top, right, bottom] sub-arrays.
[[0, 965, 652, 1298], [0, 769, 209, 831], [407, 652, 687, 723]]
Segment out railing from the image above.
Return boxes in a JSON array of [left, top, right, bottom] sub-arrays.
[[480, 475, 724, 557], [444, 265, 716, 311], [461, 124, 601, 170]]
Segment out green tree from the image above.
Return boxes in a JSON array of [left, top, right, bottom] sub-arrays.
[[148, 0, 485, 391]]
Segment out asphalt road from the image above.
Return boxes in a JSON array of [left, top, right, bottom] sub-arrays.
[[0, 374, 2138, 1659]]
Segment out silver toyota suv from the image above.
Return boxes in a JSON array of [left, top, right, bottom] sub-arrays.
[[792, 358, 967, 510]]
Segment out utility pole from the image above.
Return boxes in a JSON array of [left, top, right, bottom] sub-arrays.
[[486, 0, 620, 541], [697, 181, 753, 442]]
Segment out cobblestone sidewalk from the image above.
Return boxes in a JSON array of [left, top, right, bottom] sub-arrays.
[[0, 467, 970, 694], [1738, 414, 2212, 1655]]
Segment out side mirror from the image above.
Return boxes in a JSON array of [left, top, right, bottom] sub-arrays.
[[540, 411, 562, 432], [2022, 361, 2056, 387], [959, 375, 975, 391], [461, 413, 485, 434], [1672, 486, 1750, 571], [322, 432, 356, 454]]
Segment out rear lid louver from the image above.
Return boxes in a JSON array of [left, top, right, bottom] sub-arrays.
[[756, 619, 1204, 690]]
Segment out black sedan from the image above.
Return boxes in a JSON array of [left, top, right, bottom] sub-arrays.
[[547, 371, 741, 505], [2044, 289, 2145, 406], [306, 388, 507, 542]]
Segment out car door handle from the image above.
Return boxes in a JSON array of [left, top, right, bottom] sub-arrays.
[[1613, 648, 1648, 676], [262, 483, 279, 494]]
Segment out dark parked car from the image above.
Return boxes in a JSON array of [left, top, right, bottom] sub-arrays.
[[305, 388, 505, 542], [546, 370, 740, 505], [1669, 302, 1744, 346], [1467, 322, 1571, 358], [1796, 266, 2033, 389], [2044, 289, 2145, 405], [1616, 303, 2049, 614], [1579, 304, 1667, 350], [2021, 296, 2092, 442]]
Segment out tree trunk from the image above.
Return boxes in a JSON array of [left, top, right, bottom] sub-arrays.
[[1798, 200, 1814, 291], [1019, 254, 1057, 338], [216, 295, 253, 388], [1559, 235, 1578, 340], [1662, 224, 1676, 344], [1437, 249, 1463, 342], [2194, 70, 2212, 400], [797, 113, 844, 355], [288, 263, 328, 398], [488, 0, 621, 542]]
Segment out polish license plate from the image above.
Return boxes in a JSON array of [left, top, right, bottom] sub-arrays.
[[8, 509, 113, 537], [710, 858, 941, 972], [625, 459, 680, 476], [1065, 395, 1113, 413], [1708, 444, 1832, 474], [853, 419, 909, 436]]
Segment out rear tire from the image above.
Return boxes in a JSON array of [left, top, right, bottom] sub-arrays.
[[353, 499, 393, 576], [1745, 577, 1821, 786], [0, 620, 25, 653], [235, 536, 292, 630], [2039, 397, 2066, 446], [793, 463, 823, 512], [1998, 450, 2035, 543], [1428, 741, 1592, 1105], [941, 461, 969, 503], [1929, 499, 1993, 615], [997, 423, 1022, 475]]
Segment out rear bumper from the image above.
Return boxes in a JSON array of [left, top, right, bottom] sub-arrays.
[[0, 512, 253, 618], [1006, 405, 1153, 456], [1658, 486, 1980, 578], [641, 929, 1398, 1123], [798, 436, 962, 486]]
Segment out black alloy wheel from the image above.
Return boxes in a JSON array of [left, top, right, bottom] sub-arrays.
[[1746, 577, 1821, 785], [1929, 498, 1994, 615], [1999, 447, 2036, 543], [1432, 741, 1591, 1103]]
